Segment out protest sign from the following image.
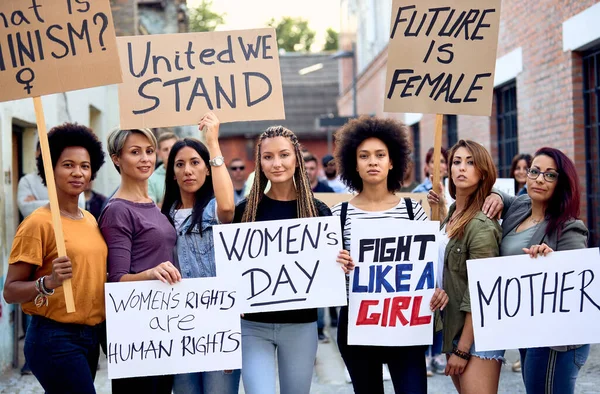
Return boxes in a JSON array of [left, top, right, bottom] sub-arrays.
[[314, 192, 431, 218], [117, 28, 285, 129], [348, 219, 439, 346], [468, 248, 600, 351], [384, 0, 501, 116], [105, 278, 242, 379], [0, 0, 122, 102], [213, 216, 347, 313], [444, 177, 515, 208]]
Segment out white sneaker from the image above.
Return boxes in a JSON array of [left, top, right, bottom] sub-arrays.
[[383, 364, 392, 381], [426, 356, 434, 377]]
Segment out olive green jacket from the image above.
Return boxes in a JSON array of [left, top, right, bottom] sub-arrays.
[[440, 204, 502, 353]]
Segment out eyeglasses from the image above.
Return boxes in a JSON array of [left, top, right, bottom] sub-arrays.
[[230, 166, 245, 171], [527, 168, 559, 183]]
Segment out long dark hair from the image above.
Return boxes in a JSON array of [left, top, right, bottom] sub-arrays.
[[509, 153, 532, 193], [533, 147, 580, 238], [161, 138, 214, 234]]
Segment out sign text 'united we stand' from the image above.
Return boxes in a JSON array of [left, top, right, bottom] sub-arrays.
[[117, 28, 285, 129], [214, 216, 347, 313], [349, 219, 439, 346]]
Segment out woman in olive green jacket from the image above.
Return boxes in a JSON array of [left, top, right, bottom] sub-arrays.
[[439, 140, 504, 394]]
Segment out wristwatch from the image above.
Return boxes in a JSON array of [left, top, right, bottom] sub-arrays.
[[209, 156, 225, 167]]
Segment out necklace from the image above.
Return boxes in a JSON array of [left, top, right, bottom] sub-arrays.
[[529, 215, 543, 224], [60, 209, 83, 220]]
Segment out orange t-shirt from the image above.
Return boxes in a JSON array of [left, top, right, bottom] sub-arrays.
[[9, 207, 107, 325]]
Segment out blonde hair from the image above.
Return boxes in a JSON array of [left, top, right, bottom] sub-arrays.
[[447, 140, 497, 239], [107, 127, 157, 173], [242, 126, 317, 222]]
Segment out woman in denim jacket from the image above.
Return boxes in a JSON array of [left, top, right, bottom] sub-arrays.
[[160, 112, 239, 394]]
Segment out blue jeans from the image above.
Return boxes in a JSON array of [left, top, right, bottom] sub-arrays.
[[337, 306, 427, 394], [24, 315, 100, 394], [241, 319, 318, 394], [173, 370, 240, 394], [520, 345, 590, 394]]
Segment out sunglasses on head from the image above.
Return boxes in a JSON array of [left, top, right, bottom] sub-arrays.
[[230, 166, 245, 171]]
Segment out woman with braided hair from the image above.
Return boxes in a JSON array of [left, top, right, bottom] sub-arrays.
[[233, 126, 352, 394]]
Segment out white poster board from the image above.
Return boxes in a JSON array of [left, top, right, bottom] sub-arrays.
[[214, 216, 347, 313], [105, 278, 241, 379], [468, 248, 600, 351], [444, 178, 515, 208], [348, 219, 439, 346]]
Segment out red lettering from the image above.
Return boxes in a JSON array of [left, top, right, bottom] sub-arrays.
[[381, 298, 391, 327], [389, 296, 411, 326], [410, 295, 432, 326], [356, 300, 380, 325]]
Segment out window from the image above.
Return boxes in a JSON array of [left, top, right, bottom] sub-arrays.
[[496, 82, 518, 177], [583, 48, 600, 247], [446, 115, 458, 148], [412, 123, 421, 182]]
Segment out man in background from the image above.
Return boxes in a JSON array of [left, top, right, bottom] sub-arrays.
[[148, 132, 179, 207], [84, 181, 106, 221], [321, 154, 348, 193], [304, 153, 334, 193], [228, 158, 246, 205]]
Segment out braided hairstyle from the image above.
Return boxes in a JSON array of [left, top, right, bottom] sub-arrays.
[[241, 126, 318, 222]]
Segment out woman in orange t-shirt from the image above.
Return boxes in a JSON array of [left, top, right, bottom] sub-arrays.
[[3, 123, 107, 394]]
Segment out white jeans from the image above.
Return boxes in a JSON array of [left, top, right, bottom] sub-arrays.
[[241, 320, 318, 394]]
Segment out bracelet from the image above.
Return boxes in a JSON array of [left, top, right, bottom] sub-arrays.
[[40, 276, 55, 296], [452, 346, 471, 361], [33, 276, 54, 308]]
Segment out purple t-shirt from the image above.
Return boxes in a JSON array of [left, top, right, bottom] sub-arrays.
[[99, 198, 176, 282]]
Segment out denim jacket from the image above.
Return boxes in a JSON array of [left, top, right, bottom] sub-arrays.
[[169, 198, 219, 279]]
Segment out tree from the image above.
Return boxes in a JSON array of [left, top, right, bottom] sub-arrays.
[[323, 28, 339, 51], [188, 0, 225, 33], [268, 17, 316, 52]]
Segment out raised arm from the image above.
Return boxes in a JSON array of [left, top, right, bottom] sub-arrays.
[[200, 112, 235, 224]]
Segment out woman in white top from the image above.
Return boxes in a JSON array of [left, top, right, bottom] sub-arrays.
[[332, 116, 448, 394]]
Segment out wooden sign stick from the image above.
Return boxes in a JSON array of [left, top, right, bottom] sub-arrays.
[[431, 114, 444, 221], [33, 97, 76, 313]]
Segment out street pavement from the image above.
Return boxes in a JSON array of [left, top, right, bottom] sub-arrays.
[[2, 327, 600, 393]]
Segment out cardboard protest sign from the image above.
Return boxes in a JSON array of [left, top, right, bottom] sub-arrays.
[[314, 192, 431, 218], [105, 278, 241, 379], [117, 28, 285, 129], [214, 216, 347, 313], [468, 248, 600, 351], [348, 219, 439, 346], [384, 0, 501, 116], [0, 0, 122, 102]]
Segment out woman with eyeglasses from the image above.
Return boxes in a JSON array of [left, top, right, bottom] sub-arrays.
[[489, 147, 589, 394]]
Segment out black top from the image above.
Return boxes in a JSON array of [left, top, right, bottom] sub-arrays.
[[312, 181, 334, 193], [233, 195, 332, 324]]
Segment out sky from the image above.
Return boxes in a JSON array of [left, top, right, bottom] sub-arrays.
[[188, 0, 341, 51]]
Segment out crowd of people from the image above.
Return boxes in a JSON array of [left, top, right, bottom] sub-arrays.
[[2, 114, 591, 394]]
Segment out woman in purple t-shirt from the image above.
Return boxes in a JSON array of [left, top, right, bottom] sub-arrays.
[[99, 127, 179, 394]]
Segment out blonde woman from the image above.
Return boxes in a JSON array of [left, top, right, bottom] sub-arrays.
[[99, 127, 180, 394], [234, 126, 350, 394]]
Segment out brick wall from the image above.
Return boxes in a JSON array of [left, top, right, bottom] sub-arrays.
[[110, 0, 137, 36], [338, 0, 600, 226]]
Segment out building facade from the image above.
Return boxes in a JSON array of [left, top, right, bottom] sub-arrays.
[[0, 0, 189, 372], [338, 0, 600, 245]]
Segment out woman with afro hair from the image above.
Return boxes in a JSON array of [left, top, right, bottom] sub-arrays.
[[3, 123, 107, 394], [332, 116, 448, 394]]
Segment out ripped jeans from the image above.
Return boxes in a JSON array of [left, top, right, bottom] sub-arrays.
[[451, 338, 505, 362]]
